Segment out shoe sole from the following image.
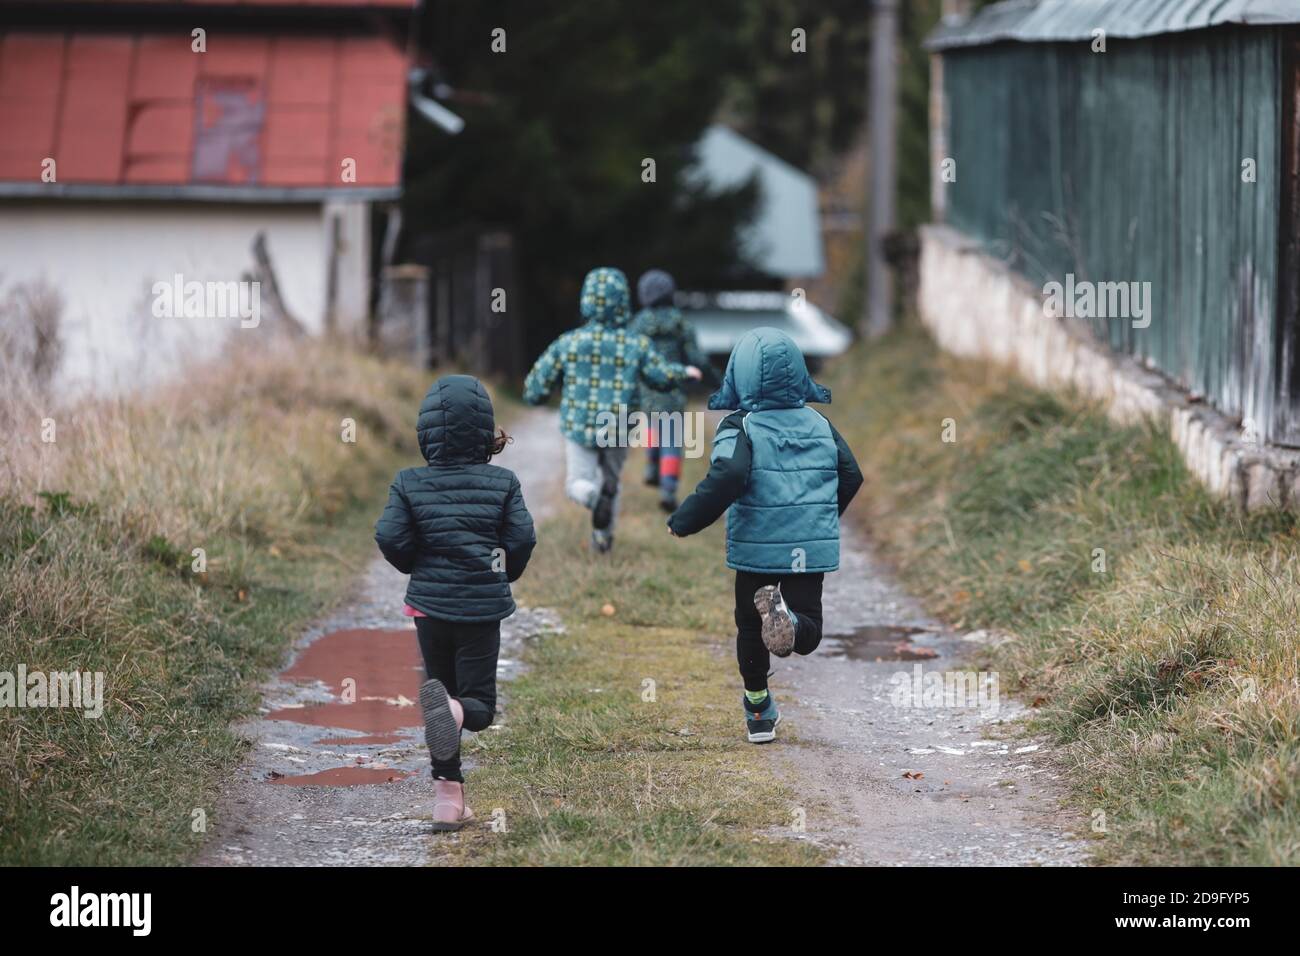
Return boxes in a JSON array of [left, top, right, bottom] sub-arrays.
[[746, 713, 781, 744], [419, 678, 461, 762], [430, 808, 474, 833], [754, 585, 795, 657]]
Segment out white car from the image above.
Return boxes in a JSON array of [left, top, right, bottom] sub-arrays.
[[677, 290, 852, 365]]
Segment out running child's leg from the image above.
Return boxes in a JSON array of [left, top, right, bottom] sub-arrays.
[[736, 571, 782, 742], [658, 445, 683, 502], [734, 571, 773, 692], [778, 572, 825, 656], [564, 439, 601, 511], [656, 415, 683, 507], [597, 446, 629, 531], [451, 621, 501, 732], [415, 617, 464, 781], [644, 423, 661, 486]]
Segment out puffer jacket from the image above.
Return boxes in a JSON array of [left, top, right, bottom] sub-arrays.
[[523, 267, 688, 447], [631, 305, 718, 414], [668, 327, 863, 574], [374, 375, 536, 622]]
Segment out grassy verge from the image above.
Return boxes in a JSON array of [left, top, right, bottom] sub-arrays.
[[435, 449, 822, 866], [821, 320, 1300, 865], [0, 342, 429, 865]]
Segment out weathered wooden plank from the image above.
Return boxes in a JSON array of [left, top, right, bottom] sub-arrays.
[[943, 27, 1285, 440]]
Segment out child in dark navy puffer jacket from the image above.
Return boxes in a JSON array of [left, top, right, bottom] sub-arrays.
[[632, 269, 719, 512], [375, 374, 536, 831]]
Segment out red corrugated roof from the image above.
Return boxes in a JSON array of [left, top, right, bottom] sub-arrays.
[[0, 27, 409, 192], [23, 1, 417, 7]]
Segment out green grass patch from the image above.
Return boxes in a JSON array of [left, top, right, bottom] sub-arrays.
[[436, 450, 823, 866], [821, 320, 1300, 865]]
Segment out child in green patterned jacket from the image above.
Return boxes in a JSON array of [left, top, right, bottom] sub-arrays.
[[524, 267, 701, 553]]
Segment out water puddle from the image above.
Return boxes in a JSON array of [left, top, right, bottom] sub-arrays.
[[262, 628, 426, 788], [267, 627, 426, 734], [823, 625, 939, 662], [313, 734, 407, 746], [269, 767, 413, 787]]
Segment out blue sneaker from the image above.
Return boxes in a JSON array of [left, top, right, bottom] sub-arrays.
[[743, 692, 780, 744]]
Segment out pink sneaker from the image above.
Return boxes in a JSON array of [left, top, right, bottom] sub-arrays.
[[431, 779, 474, 832]]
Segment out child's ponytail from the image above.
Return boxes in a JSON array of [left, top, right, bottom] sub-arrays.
[[489, 428, 512, 458]]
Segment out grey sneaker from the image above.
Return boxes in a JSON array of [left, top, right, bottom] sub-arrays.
[[753, 584, 797, 657], [419, 678, 462, 761]]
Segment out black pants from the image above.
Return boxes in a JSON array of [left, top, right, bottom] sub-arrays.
[[414, 616, 501, 782], [734, 570, 825, 692]]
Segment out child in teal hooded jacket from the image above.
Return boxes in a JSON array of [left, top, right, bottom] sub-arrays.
[[524, 266, 700, 552], [668, 327, 862, 744]]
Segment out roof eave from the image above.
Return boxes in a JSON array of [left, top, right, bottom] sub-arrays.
[[924, 0, 1300, 52], [0, 183, 401, 203]]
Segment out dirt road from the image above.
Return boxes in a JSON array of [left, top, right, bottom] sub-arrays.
[[198, 405, 1084, 866], [772, 522, 1087, 865]]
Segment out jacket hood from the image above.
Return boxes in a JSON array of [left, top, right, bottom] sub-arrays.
[[579, 266, 632, 327], [707, 327, 831, 412], [637, 268, 676, 309], [417, 374, 498, 464]]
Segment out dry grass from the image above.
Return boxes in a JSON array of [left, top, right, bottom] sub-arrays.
[[4, 339, 423, 541], [0, 340, 428, 864]]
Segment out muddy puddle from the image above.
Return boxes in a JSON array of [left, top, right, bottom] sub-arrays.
[[270, 767, 413, 787], [263, 626, 426, 788], [822, 625, 939, 662]]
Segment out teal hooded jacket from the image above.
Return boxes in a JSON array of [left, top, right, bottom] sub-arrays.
[[668, 327, 862, 574]]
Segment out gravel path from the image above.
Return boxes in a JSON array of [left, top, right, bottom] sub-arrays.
[[768, 521, 1088, 865]]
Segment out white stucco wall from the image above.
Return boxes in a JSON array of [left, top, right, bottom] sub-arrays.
[[0, 199, 370, 392], [323, 198, 371, 336]]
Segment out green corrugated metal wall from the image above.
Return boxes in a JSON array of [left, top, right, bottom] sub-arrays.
[[943, 26, 1283, 438]]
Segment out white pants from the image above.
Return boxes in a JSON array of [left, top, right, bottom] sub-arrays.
[[564, 439, 629, 531]]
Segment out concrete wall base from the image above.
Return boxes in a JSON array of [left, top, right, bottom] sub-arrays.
[[919, 224, 1300, 510]]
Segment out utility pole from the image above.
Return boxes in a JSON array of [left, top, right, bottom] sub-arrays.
[[932, 1, 970, 224], [864, 0, 898, 340]]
